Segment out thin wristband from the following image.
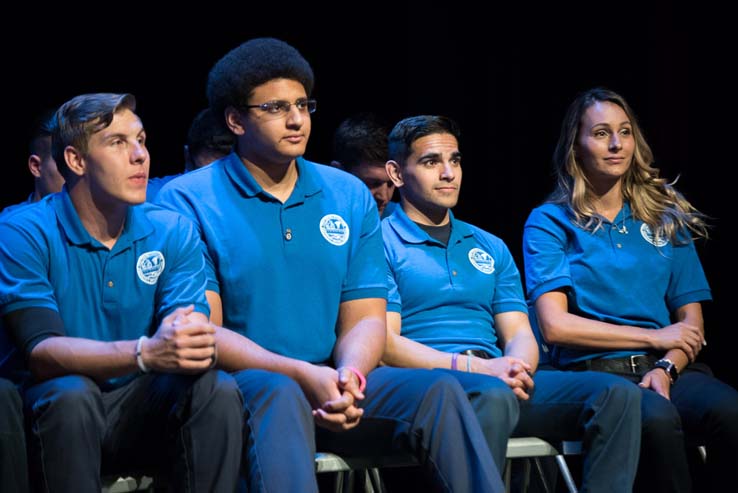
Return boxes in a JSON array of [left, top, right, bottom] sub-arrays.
[[451, 353, 459, 371], [466, 354, 472, 372], [136, 336, 150, 373], [345, 366, 367, 392]]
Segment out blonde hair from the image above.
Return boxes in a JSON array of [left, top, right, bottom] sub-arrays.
[[549, 87, 708, 243]]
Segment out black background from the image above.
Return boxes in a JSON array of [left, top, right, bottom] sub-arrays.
[[3, 2, 734, 388]]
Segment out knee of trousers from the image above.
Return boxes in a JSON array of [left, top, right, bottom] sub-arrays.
[[641, 402, 683, 442], [235, 369, 312, 420], [30, 375, 104, 433], [193, 370, 244, 421], [419, 371, 473, 410], [470, 384, 519, 435], [591, 378, 642, 419]]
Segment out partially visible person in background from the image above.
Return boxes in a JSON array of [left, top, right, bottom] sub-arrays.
[[331, 112, 396, 218], [146, 108, 234, 201], [1, 110, 64, 217]]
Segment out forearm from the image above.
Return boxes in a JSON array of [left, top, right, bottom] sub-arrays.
[[213, 326, 313, 378], [384, 331, 456, 370], [503, 332, 539, 372], [540, 310, 657, 350], [334, 316, 385, 376], [30, 337, 138, 382]]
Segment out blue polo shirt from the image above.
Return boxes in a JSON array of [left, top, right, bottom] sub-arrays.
[[383, 206, 528, 358], [156, 153, 387, 363], [523, 202, 711, 367], [0, 188, 210, 374], [0, 193, 34, 218]]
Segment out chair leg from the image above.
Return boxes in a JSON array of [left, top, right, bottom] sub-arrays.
[[532, 458, 552, 493], [555, 455, 578, 493], [698, 445, 707, 462], [504, 459, 512, 493]]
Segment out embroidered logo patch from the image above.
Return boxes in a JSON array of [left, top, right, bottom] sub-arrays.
[[468, 248, 495, 274], [640, 224, 669, 247], [137, 251, 166, 285], [320, 214, 350, 246]]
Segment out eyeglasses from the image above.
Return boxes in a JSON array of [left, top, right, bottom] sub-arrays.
[[243, 98, 317, 116]]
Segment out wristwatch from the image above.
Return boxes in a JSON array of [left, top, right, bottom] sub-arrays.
[[653, 358, 679, 384]]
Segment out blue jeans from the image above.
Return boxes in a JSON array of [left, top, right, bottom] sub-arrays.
[[446, 368, 641, 493], [233, 366, 504, 493]]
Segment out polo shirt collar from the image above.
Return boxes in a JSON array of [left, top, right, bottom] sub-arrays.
[[224, 153, 322, 201], [54, 186, 153, 249], [387, 205, 472, 245]]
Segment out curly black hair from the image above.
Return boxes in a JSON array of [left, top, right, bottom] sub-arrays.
[[206, 37, 314, 118]]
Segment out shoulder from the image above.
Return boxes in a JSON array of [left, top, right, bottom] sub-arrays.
[[306, 159, 370, 191], [462, 220, 513, 256], [525, 202, 568, 226]]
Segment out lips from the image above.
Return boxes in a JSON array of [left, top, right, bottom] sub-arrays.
[[284, 135, 304, 143]]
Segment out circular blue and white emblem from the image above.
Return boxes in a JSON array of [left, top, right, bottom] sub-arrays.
[[137, 251, 166, 285], [468, 248, 495, 274], [319, 214, 350, 246], [640, 224, 669, 247]]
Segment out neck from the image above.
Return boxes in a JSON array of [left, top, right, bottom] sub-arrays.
[[400, 198, 450, 226], [591, 183, 624, 221], [240, 154, 298, 203], [68, 182, 127, 249]]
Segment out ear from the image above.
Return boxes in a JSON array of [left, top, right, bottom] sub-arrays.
[[224, 107, 246, 136], [64, 146, 86, 177], [28, 154, 42, 178], [385, 160, 403, 187]]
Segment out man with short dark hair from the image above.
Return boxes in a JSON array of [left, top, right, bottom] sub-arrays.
[[0, 92, 243, 493], [381, 114, 642, 492], [331, 112, 396, 217]]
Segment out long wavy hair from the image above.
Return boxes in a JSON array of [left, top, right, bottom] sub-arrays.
[[548, 87, 708, 243]]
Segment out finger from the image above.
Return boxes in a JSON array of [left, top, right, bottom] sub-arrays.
[[171, 323, 216, 337], [513, 388, 530, 400], [171, 346, 216, 362], [322, 393, 355, 413], [171, 333, 217, 348]]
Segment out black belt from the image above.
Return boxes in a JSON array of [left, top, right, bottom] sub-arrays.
[[462, 349, 492, 360], [567, 354, 658, 374]]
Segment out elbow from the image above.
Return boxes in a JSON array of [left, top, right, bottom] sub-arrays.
[[538, 320, 567, 345]]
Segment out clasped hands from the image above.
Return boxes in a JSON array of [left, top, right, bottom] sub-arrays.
[[139, 305, 218, 373], [300, 364, 366, 432]]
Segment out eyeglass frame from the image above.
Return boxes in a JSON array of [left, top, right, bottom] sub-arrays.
[[242, 98, 317, 116]]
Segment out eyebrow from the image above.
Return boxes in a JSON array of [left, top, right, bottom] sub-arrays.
[[591, 120, 632, 128]]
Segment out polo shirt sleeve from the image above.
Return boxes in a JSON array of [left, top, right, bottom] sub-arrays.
[[384, 243, 402, 314], [341, 196, 388, 302], [522, 206, 573, 303], [0, 219, 66, 355], [156, 185, 220, 295], [489, 238, 528, 314], [666, 236, 712, 311], [154, 214, 211, 324]]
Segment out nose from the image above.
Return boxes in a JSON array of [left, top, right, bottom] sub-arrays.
[[131, 141, 148, 165], [440, 162, 456, 181], [609, 133, 622, 151], [286, 104, 305, 128], [374, 182, 394, 203]]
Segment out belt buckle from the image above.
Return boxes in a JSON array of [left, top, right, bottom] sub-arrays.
[[629, 355, 638, 373]]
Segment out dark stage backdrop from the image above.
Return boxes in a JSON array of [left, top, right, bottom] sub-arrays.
[[2, 2, 733, 388]]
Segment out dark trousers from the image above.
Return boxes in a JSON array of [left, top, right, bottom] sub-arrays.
[[577, 363, 738, 493], [446, 369, 641, 493], [1, 378, 29, 493], [233, 366, 504, 493], [23, 370, 243, 493]]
